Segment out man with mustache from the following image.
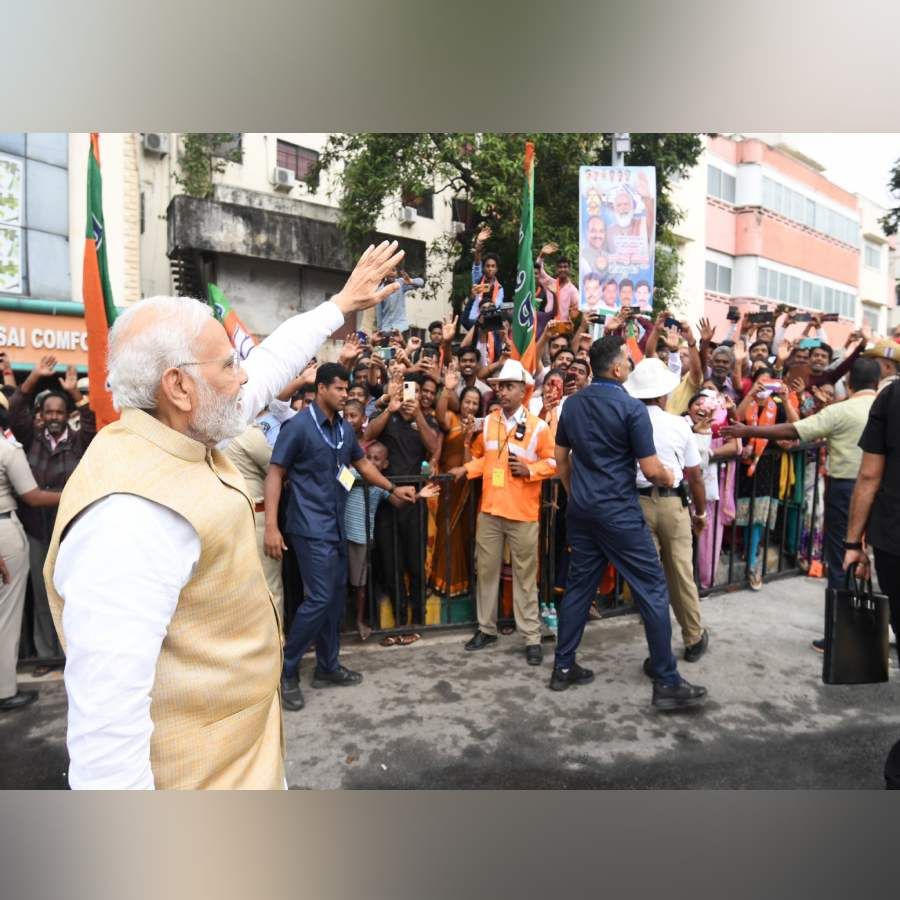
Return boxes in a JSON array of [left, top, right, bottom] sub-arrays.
[[7, 358, 95, 670], [44, 241, 405, 790]]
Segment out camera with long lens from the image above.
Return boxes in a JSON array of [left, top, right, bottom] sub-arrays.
[[479, 301, 515, 330]]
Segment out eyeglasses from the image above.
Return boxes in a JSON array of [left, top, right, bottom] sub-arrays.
[[177, 350, 241, 372]]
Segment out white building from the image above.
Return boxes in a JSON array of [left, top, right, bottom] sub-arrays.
[[137, 133, 456, 348]]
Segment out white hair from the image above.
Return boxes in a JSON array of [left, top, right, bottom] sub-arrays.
[[107, 296, 213, 410]]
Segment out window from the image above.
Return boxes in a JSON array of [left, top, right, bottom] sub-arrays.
[[276, 140, 318, 181], [707, 166, 735, 203], [863, 306, 880, 332], [757, 264, 855, 318], [864, 239, 882, 269], [401, 186, 434, 219], [0, 133, 69, 298], [451, 197, 474, 227], [761, 175, 859, 245], [705, 259, 732, 294], [211, 133, 242, 159]]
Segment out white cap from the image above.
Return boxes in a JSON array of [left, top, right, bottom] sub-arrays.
[[487, 359, 534, 386], [624, 357, 681, 400]]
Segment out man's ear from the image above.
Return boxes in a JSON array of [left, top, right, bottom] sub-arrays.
[[159, 367, 194, 413]]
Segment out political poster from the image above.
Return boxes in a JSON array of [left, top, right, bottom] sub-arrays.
[[578, 166, 656, 313]]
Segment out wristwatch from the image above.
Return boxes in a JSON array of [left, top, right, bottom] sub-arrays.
[[388, 482, 397, 495], [843, 540, 863, 550]]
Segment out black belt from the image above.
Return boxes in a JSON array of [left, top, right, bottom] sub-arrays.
[[638, 486, 679, 498], [0, 511, 12, 519]]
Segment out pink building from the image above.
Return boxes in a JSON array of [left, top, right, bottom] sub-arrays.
[[698, 135, 866, 343]]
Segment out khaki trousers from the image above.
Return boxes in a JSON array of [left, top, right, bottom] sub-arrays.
[[475, 512, 541, 645], [639, 494, 703, 647], [0, 515, 30, 698], [254, 511, 284, 624]]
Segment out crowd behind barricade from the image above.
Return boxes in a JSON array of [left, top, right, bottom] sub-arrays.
[[2, 225, 900, 716]]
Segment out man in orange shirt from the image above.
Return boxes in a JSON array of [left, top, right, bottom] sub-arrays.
[[449, 360, 556, 665]]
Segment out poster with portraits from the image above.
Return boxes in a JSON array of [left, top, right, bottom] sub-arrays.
[[578, 166, 656, 314]]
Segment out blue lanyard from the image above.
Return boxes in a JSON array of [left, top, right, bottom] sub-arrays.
[[309, 406, 345, 453]]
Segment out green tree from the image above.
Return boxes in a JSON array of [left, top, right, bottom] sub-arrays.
[[881, 155, 900, 236], [308, 133, 702, 312], [175, 133, 243, 199]]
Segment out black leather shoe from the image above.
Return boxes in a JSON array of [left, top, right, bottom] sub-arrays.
[[280, 676, 304, 711], [652, 678, 708, 710], [526, 644, 543, 666], [549, 662, 594, 691], [0, 689, 38, 711], [312, 665, 363, 688], [684, 629, 709, 663], [811, 638, 826, 653], [465, 630, 498, 651]]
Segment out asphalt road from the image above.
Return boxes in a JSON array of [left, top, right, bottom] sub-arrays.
[[3, 577, 898, 789]]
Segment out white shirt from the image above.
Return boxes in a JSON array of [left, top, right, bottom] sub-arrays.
[[635, 404, 701, 489], [54, 298, 344, 790]]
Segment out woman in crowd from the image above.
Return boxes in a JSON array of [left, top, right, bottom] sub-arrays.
[[430, 369, 482, 598], [684, 389, 740, 589], [734, 366, 799, 589], [795, 383, 834, 575]]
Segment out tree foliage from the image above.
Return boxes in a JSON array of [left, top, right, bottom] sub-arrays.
[[308, 133, 702, 312], [881, 155, 900, 236], [175, 133, 243, 199]]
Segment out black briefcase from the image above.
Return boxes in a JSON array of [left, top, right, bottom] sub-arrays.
[[823, 572, 890, 685]]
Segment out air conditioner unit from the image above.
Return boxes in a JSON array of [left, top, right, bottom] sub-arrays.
[[142, 133, 169, 156], [272, 166, 296, 192], [399, 205, 417, 225], [451, 220, 466, 235]]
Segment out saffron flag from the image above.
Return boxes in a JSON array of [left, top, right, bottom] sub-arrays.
[[82, 133, 119, 428], [511, 142, 537, 374], [207, 283, 257, 360]]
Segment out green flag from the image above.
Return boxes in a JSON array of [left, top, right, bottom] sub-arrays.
[[511, 142, 537, 373]]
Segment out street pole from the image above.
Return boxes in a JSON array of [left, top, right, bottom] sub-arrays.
[[611, 132, 631, 167]]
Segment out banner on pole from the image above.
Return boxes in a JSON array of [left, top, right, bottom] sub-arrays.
[[578, 166, 656, 314]]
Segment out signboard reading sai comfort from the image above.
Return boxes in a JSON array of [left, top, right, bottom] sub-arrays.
[[0, 310, 89, 367]]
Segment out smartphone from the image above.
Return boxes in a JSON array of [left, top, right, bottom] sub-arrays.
[[421, 345, 440, 361], [375, 346, 395, 361], [473, 417, 485, 431], [726, 305, 741, 322], [355, 330, 368, 344], [664, 317, 679, 329], [749, 312, 774, 324], [629, 305, 642, 314], [820, 313, 840, 323], [792, 312, 813, 322], [764, 380, 784, 393], [402, 380, 417, 402], [786, 362, 811, 386]]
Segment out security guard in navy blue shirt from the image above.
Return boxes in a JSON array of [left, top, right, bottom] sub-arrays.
[[551, 336, 707, 710], [265, 363, 417, 712]]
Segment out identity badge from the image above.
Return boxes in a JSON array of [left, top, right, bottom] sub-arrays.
[[491, 467, 505, 488], [337, 465, 355, 491]]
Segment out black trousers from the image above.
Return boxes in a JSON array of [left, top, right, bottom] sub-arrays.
[[374, 502, 424, 625], [874, 547, 900, 666]]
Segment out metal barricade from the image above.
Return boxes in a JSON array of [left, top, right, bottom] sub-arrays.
[[352, 441, 828, 636]]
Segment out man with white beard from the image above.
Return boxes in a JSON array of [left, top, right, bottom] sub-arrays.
[[43, 241, 404, 790], [606, 186, 650, 268]]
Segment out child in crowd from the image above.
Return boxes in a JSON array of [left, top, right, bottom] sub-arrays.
[[344, 441, 438, 640], [342, 398, 368, 448]]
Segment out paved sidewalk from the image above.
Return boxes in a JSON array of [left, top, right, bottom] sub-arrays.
[[4, 576, 899, 788], [281, 576, 900, 789]]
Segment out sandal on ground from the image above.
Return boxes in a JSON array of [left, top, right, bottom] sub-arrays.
[[397, 632, 421, 646], [380, 636, 400, 647]]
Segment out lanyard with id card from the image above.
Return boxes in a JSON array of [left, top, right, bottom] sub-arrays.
[[491, 412, 523, 490], [309, 406, 355, 492]]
